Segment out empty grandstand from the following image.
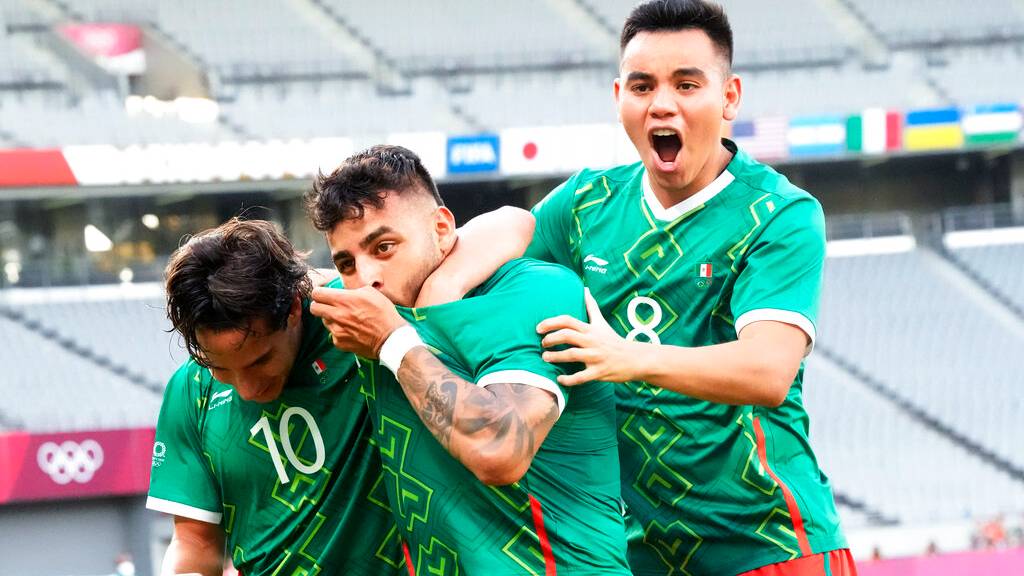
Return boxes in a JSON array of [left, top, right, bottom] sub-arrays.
[[1, 0, 1022, 142], [1, 1, 1023, 575]]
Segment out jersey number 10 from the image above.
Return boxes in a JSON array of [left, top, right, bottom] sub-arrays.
[[249, 407, 326, 485]]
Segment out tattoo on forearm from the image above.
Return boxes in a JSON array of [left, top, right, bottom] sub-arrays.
[[396, 348, 558, 469], [421, 378, 458, 446]]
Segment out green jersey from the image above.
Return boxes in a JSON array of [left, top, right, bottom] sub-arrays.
[[147, 289, 403, 576], [527, 140, 845, 575], [365, 258, 630, 576]]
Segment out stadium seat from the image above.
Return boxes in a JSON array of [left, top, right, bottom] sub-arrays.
[[804, 356, 1024, 525], [220, 78, 465, 139], [318, 0, 611, 72], [845, 0, 1024, 47], [12, 288, 184, 389], [0, 90, 236, 147], [817, 250, 1024, 474], [583, 0, 850, 66], [0, 314, 162, 432], [947, 243, 1024, 313]]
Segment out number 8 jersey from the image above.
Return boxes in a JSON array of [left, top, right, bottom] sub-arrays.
[[527, 140, 846, 576], [147, 293, 403, 576]]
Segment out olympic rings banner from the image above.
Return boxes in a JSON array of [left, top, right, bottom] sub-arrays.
[[0, 428, 154, 504]]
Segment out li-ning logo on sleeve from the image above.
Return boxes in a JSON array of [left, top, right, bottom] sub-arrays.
[[37, 440, 104, 485], [584, 254, 609, 274], [208, 389, 233, 411]]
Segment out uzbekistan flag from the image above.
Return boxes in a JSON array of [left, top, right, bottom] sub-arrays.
[[787, 115, 846, 157], [962, 103, 1023, 146], [903, 107, 964, 151], [732, 117, 788, 160], [846, 108, 902, 154]]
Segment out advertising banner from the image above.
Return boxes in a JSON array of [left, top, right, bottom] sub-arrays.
[[57, 23, 146, 75], [446, 134, 500, 174], [500, 124, 618, 176], [0, 149, 78, 187], [0, 428, 154, 504]]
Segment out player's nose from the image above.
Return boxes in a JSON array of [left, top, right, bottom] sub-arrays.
[[649, 85, 676, 117], [353, 259, 383, 290], [232, 376, 260, 400]]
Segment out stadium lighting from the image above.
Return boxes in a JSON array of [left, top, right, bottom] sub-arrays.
[[175, 97, 219, 124], [826, 235, 917, 258], [124, 95, 220, 123], [84, 224, 113, 252], [141, 214, 160, 229], [943, 226, 1024, 249], [119, 267, 134, 284], [3, 261, 20, 285]]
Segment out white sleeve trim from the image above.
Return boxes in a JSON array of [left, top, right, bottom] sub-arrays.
[[146, 496, 222, 524], [477, 370, 566, 416], [735, 308, 816, 357]]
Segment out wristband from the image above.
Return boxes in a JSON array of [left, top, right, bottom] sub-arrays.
[[379, 325, 424, 375]]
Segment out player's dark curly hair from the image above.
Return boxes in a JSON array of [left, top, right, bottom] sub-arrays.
[[164, 218, 311, 366], [305, 144, 443, 232], [620, 0, 733, 69]]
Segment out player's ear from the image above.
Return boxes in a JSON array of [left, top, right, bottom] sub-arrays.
[[435, 206, 457, 256], [287, 294, 302, 324], [722, 73, 741, 122], [613, 77, 623, 122]]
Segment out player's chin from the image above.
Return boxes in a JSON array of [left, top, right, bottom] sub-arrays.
[[243, 380, 283, 403]]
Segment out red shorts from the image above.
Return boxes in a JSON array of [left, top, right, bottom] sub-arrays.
[[738, 548, 858, 576]]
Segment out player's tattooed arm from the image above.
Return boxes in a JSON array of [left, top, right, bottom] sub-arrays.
[[397, 346, 559, 486], [310, 285, 559, 483]]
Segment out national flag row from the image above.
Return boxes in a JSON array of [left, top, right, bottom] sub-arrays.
[[725, 103, 1024, 160]]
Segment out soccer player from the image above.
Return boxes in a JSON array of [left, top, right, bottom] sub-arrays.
[[147, 214, 532, 575], [305, 145, 631, 575], [526, 1, 856, 575]]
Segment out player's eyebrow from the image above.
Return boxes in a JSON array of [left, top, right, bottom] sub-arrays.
[[331, 226, 395, 264], [625, 71, 654, 83], [671, 67, 707, 80], [244, 349, 272, 369], [359, 225, 394, 249]]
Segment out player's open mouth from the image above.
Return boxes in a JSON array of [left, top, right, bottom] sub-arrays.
[[650, 129, 682, 167]]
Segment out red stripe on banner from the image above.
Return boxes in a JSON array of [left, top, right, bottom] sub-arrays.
[[753, 417, 813, 557], [885, 112, 903, 151], [0, 149, 78, 187], [529, 494, 558, 576], [402, 540, 415, 576]]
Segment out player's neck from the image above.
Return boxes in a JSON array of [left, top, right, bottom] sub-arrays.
[[649, 144, 734, 208]]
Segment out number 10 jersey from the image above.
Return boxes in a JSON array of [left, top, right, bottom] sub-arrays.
[[146, 298, 403, 576]]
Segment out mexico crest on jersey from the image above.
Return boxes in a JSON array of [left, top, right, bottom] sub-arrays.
[[695, 262, 713, 288]]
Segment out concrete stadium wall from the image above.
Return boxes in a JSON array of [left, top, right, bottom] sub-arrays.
[[0, 496, 156, 576]]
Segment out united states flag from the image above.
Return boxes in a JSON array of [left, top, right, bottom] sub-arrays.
[[731, 117, 789, 161]]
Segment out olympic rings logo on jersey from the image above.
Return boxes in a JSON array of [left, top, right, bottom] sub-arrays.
[[36, 440, 105, 485]]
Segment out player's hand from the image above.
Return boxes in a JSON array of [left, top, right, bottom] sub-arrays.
[[308, 267, 339, 288], [537, 289, 639, 385], [310, 286, 408, 359]]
